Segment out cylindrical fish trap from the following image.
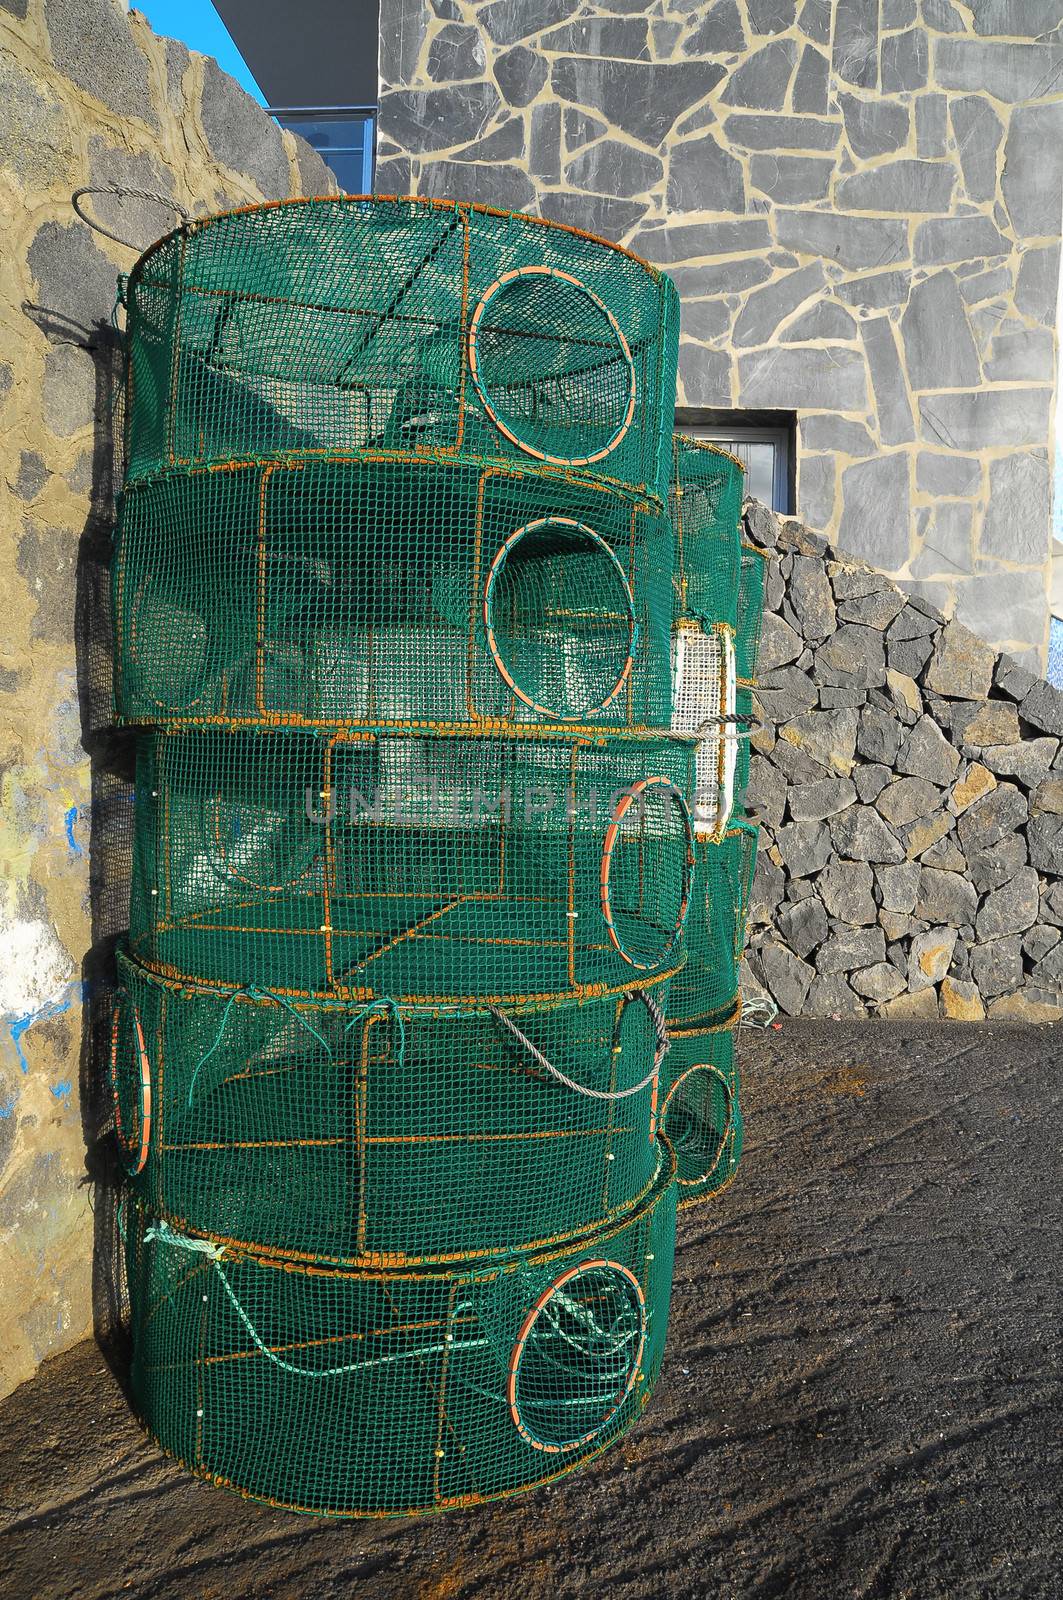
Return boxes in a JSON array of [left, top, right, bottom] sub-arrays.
[[111, 947, 674, 1267], [120, 197, 679, 500], [127, 725, 699, 1001], [123, 1161, 676, 1518], [664, 436, 765, 1202], [113, 454, 677, 732], [106, 196, 759, 1515]]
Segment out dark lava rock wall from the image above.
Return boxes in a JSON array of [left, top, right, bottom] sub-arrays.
[[742, 500, 1063, 1021]]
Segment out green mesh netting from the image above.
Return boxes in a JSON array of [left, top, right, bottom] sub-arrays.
[[122, 198, 679, 498], [106, 198, 765, 1517], [667, 821, 758, 1031], [661, 437, 764, 1206], [113, 457, 676, 731], [128, 727, 698, 1001], [111, 947, 674, 1267], [735, 540, 767, 804], [123, 1165, 676, 1518], [671, 435, 744, 630], [658, 1026, 742, 1202]]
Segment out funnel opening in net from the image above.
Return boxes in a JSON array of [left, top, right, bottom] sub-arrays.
[[468, 266, 636, 467], [110, 992, 152, 1176], [483, 517, 637, 721], [600, 777, 695, 972], [128, 572, 217, 712], [659, 1064, 734, 1189], [507, 1259, 646, 1453], [202, 792, 324, 895]]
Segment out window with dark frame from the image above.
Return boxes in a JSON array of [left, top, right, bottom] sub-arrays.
[[675, 408, 796, 516], [270, 106, 376, 194]]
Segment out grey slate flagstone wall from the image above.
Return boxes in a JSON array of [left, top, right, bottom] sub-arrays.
[[375, 0, 1063, 672], [742, 497, 1063, 1023]]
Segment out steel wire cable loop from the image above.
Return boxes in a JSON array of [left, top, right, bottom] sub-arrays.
[[632, 988, 670, 1072], [485, 992, 666, 1100], [467, 265, 637, 468], [482, 516, 638, 722], [71, 185, 190, 252], [109, 988, 152, 1176], [629, 713, 760, 742], [599, 777, 695, 971], [506, 1259, 647, 1453], [695, 711, 760, 739], [632, 986, 670, 1141]]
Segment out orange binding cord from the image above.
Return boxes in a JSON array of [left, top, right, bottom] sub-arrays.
[[467, 265, 637, 468], [128, 194, 665, 278], [354, 1012, 380, 1256], [482, 517, 637, 722], [677, 435, 748, 474], [254, 462, 298, 719], [444, 208, 470, 458], [507, 1259, 647, 1453], [109, 992, 152, 1176], [321, 737, 338, 990], [566, 740, 585, 989], [658, 1064, 735, 1189], [133, 941, 683, 1010], [644, 995, 667, 1146], [599, 777, 695, 972], [465, 466, 501, 718]]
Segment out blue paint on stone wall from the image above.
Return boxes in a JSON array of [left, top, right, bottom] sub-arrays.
[[8, 989, 80, 1073], [64, 805, 82, 856]]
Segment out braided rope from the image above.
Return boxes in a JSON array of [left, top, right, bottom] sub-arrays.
[[143, 1219, 489, 1379], [185, 984, 333, 1107]]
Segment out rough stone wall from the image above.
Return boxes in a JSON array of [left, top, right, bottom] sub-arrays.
[[0, 0, 334, 1400], [742, 497, 1063, 1022], [376, 0, 1063, 670]]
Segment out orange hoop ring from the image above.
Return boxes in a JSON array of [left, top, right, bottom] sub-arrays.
[[600, 777, 695, 971], [658, 1064, 734, 1189], [482, 516, 637, 721], [109, 992, 152, 1176], [508, 1258, 646, 1453], [467, 266, 637, 468]]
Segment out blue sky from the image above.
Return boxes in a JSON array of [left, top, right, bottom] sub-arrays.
[[137, 0, 264, 102]]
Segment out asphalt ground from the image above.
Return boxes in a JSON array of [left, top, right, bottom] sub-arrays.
[[1, 1019, 1060, 1600]]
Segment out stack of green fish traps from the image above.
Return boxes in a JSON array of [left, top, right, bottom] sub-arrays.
[[107, 195, 763, 1518]]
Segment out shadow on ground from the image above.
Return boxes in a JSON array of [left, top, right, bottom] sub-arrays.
[[2, 1019, 1060, 1600]]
